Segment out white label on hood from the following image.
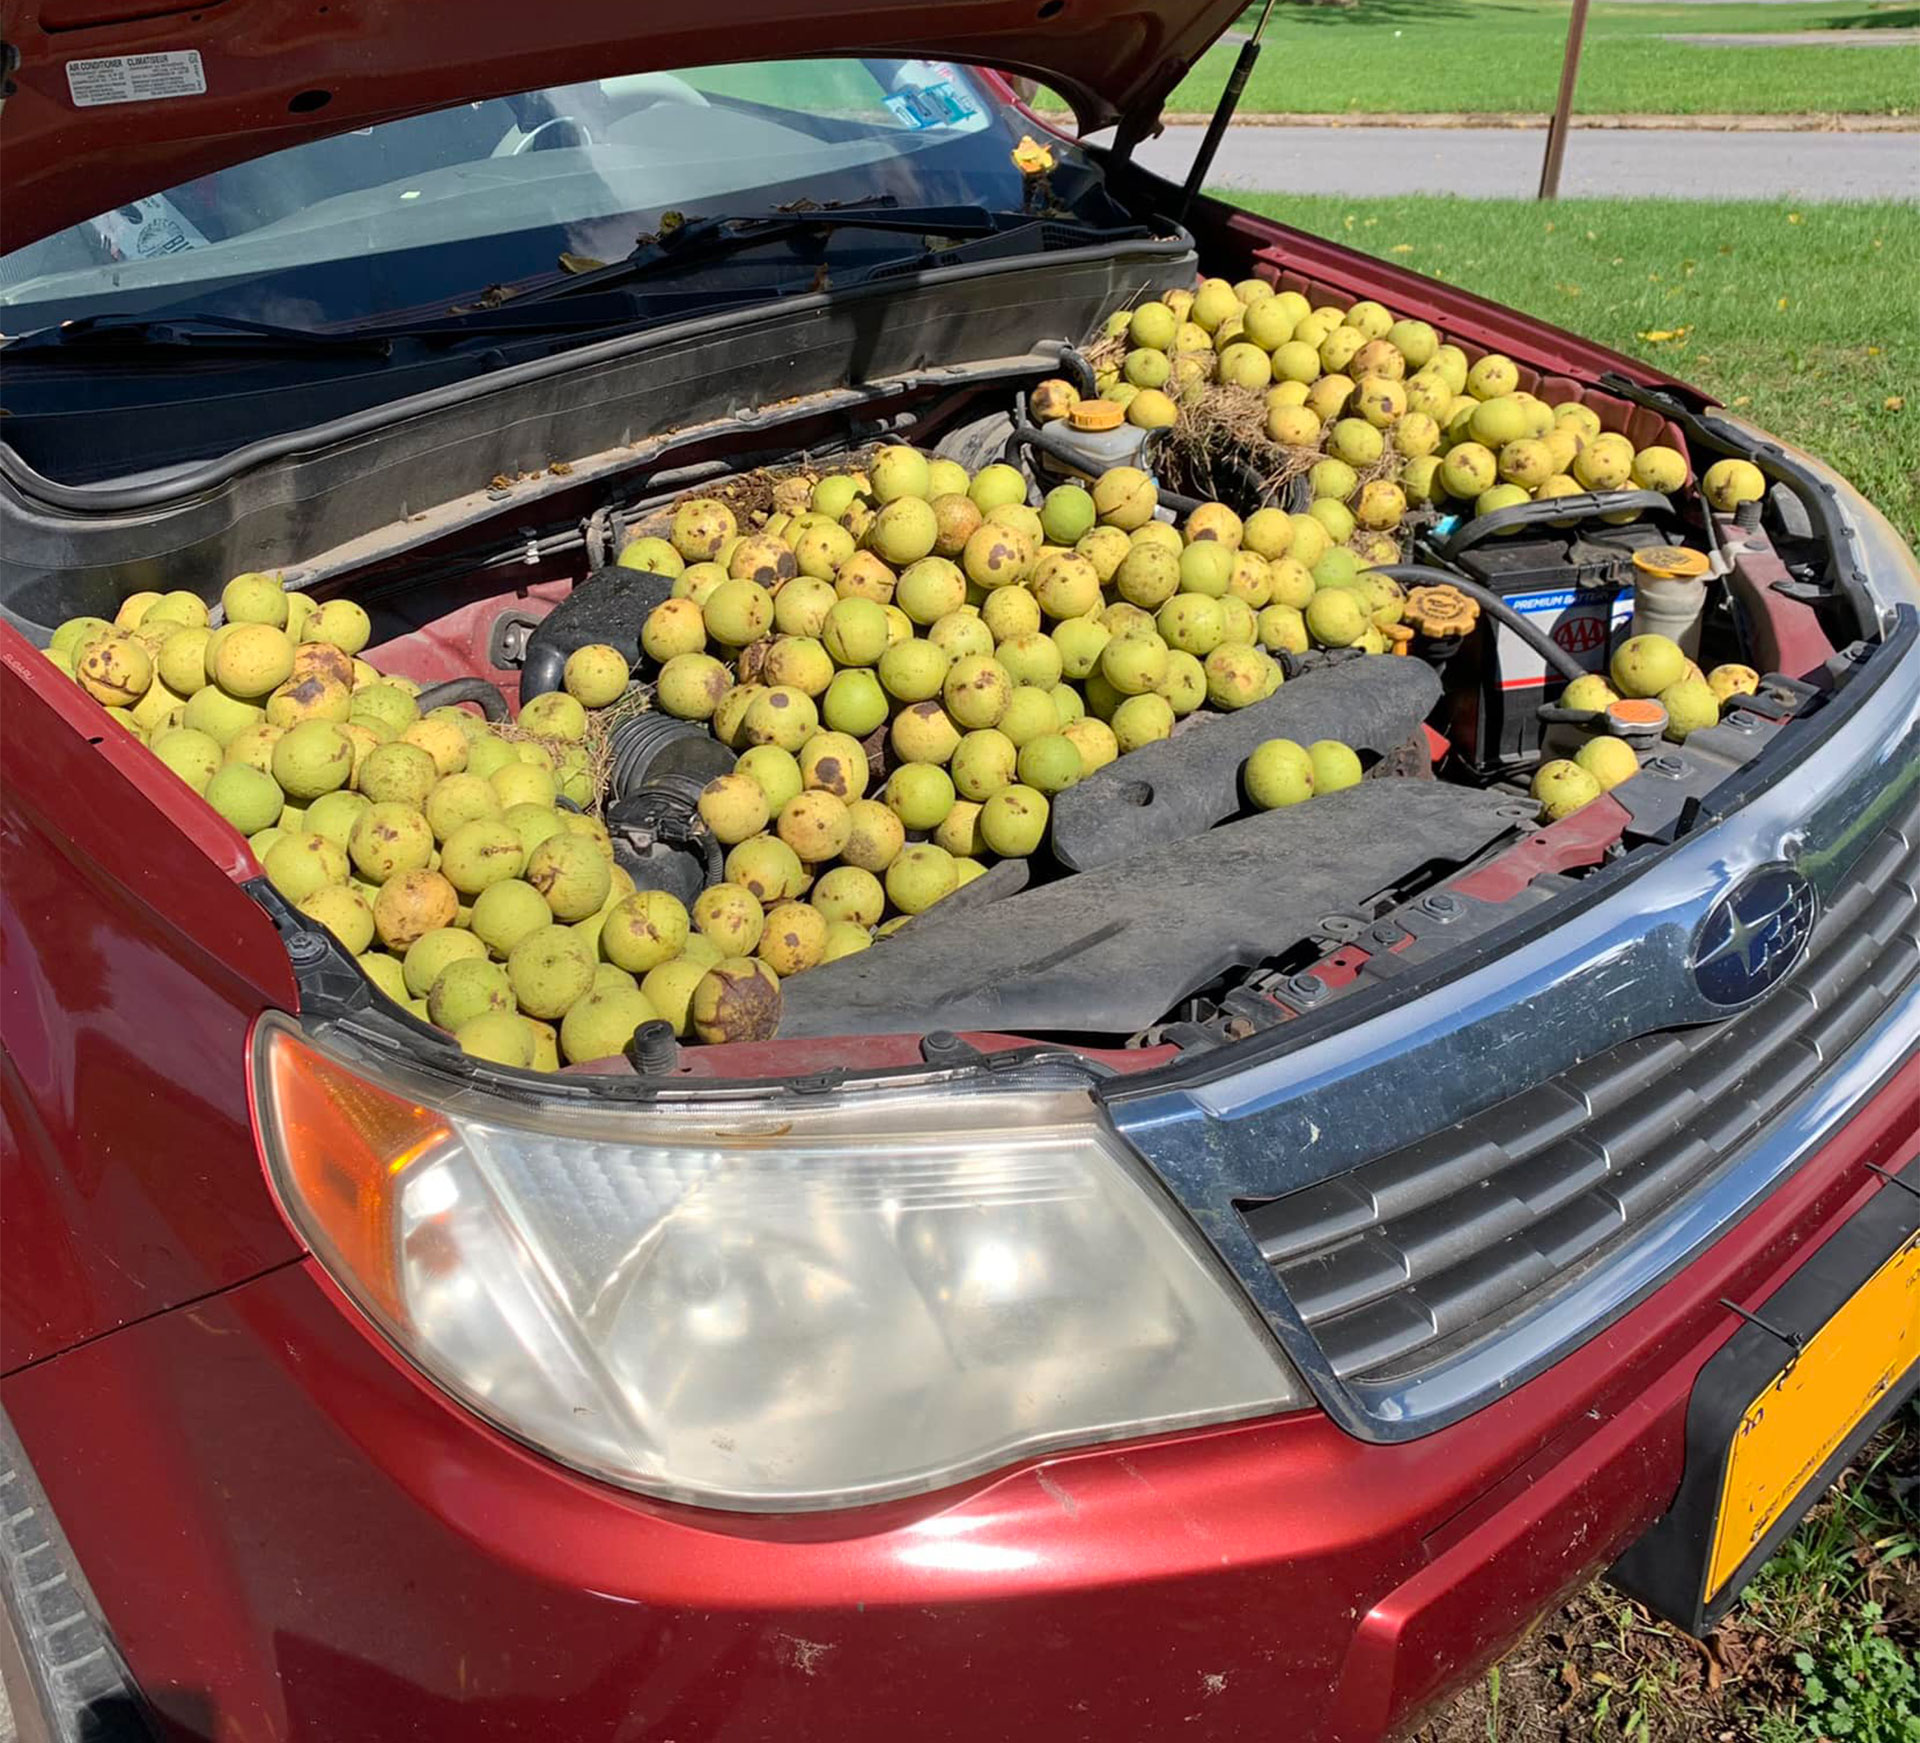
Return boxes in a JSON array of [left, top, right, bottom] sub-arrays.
[[66, 50, 206, 108]]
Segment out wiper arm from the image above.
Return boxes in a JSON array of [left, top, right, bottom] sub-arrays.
[[4, 312, 392, 360]]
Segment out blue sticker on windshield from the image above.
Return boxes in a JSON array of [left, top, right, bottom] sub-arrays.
[[885, 79, 981, 131]]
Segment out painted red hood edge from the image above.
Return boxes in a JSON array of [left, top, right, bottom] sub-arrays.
[[0, 0, 1242, 251]]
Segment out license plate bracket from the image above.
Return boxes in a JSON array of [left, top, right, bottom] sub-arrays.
[[1611, 1156, 1920, 1634]]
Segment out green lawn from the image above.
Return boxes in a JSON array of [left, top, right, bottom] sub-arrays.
[[1041, 0, 1920, 116], [1230, 192, 1920, 543]]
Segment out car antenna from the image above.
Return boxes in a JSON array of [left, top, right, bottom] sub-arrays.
[[1175, 0, 1278, 228]]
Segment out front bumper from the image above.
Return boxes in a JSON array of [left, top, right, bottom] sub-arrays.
[[3, 1058, 1913, 1743]]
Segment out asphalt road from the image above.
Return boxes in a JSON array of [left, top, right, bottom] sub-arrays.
[[1132, 124, 1920, 201], [1666, 27, 1920, 43]]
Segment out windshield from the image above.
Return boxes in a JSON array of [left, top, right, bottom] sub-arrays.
[[0, 58, 1070, 335]]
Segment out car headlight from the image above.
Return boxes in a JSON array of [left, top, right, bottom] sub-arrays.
[[254, 1016, 1302, 1510]]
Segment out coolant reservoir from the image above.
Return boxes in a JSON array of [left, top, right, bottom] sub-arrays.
[[1630, 545, 1712, 657]]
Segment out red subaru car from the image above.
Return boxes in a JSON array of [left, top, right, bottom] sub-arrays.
[[2, 2, 1916, 1739]]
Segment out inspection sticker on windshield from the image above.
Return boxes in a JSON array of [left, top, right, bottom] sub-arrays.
[[66, 50, 205, 108]]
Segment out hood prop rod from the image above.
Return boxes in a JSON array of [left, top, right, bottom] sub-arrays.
[[1175, 0, 1276, 226]]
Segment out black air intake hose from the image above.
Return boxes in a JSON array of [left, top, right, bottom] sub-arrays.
[[608, 838, 713, 911], [519, 564, 676, 700], [600, 713, 739, 909], [605, 712, 737, 800]]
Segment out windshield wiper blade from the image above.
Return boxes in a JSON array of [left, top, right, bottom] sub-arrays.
[[4, 312, 392, 359], [504, 201, 1028, 308]]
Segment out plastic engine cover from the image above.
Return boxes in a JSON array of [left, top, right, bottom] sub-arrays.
[[1048, 656, 1443, 871], [519, 564, 677, 699], [776, 782, 1524, 1040]]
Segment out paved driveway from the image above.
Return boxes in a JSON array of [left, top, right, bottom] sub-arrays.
[[1132, 123, 1920, 201]]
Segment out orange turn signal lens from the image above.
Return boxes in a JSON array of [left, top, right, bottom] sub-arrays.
[[257, 1022, 450, 1319]]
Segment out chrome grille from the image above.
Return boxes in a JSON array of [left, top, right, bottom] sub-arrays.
[[1240, 802, 1919, 1386]]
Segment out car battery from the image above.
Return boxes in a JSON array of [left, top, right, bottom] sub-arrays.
[[1440, 523, 1676, 776]]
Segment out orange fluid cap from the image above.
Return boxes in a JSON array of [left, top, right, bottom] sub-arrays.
[[1069, 398, 1125, 432], [1608, 698, 1668, 726], [1403, 584, 1480, 638], [1632, 545, 1711, 581]]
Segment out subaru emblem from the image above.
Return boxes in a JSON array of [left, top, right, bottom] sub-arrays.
[[1691, 865, 1817, 1007]]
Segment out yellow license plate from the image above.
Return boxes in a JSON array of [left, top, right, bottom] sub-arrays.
[[1708, 1228, 1920, 1600]]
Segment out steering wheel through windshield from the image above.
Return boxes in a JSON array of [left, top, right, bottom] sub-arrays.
[[512, 116, 594, 154]]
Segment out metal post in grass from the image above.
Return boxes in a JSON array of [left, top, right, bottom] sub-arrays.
[[1539, 0, 1591, 200]]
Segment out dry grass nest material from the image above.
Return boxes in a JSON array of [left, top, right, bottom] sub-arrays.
[[1151, 386, 1291, 505], [1082, 326, 1130, 381], [635, 445, 886, 537], [494, 684, 651, 818], [1081, 286, 1148, 379], [1157, 382, 1403, 507]]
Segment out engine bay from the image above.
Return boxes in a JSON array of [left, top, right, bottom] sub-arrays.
[[20, 248, 1872, 1077]]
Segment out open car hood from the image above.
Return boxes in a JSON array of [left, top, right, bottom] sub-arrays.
[[0, 0, 1238, 251]]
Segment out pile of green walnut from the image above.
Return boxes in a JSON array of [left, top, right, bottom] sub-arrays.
[[44, 574, 647, 1069], [1039, 275, 1767, 566], [46, 421, 1766, 1070], [607, 447, 1384, 1015], [45, 445, 1404, 1068]]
